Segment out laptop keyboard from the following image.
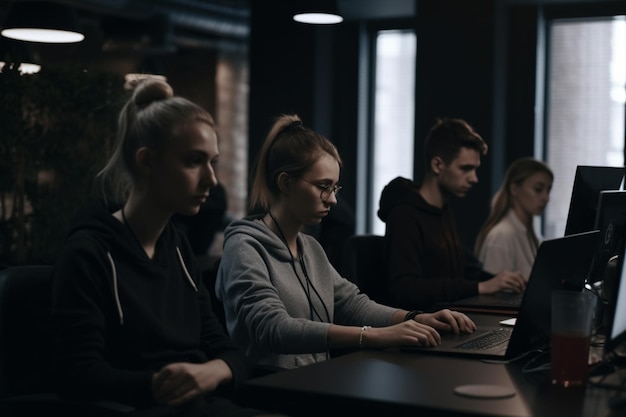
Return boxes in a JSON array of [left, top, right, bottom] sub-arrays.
[[454, 327, 513, 351]]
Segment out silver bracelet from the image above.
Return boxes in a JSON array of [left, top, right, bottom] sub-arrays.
[[359, 325, 372, 349]]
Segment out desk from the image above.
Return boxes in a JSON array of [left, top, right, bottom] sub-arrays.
[[237, 349, 623, 417]]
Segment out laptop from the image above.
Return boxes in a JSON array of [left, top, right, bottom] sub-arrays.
[[402, 230, 600, 360], [446, 230, 601, 313]]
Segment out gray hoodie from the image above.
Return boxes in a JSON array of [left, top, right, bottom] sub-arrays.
[[216, 215, 397, 369]]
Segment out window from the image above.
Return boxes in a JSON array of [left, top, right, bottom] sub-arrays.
[[542, 16, 626, 239], [365, 29, 416, 235]]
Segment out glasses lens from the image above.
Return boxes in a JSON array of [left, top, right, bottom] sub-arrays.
[[321, 185, 340, 201]]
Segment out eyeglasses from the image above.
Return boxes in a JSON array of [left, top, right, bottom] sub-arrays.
[[295, 177, 342, 201]]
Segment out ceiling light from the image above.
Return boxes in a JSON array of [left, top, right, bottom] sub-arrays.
[[1, 1, 85, 44], [293, 0, 343, 25], [0, 61, 41, 74], [0, 38, 41, 74]]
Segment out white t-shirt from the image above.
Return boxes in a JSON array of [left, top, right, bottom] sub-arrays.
[[478, 210, 539, 279]]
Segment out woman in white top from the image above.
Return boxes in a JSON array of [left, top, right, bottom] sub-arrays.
[[474, 157, 553, 279]]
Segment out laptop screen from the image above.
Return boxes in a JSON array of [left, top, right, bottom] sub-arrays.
[[506, 230, 600, 358]]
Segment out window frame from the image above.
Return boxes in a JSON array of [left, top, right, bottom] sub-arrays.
[[538, 3, 626, 239], [356, 18, 417, 234]]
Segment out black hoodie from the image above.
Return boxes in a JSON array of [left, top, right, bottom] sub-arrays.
[[52, 200, 250, 408], [377, 177, 490, 311]]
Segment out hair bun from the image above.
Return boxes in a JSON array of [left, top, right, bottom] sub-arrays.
[[132, 78, 174, 107], [277, 117, 304, 137]]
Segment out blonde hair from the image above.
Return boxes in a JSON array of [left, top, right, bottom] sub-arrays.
[[474, 157, 553, 256]]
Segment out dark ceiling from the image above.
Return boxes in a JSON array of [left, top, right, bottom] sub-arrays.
[[0, 0, 418, 56], [1, 0, 621, 58], [1, 0, 619, 69], [0, 0, 252, 57], [0, 0, 419, 79]]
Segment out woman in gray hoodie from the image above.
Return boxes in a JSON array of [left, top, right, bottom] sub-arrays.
[[216, 114, 476, 370]]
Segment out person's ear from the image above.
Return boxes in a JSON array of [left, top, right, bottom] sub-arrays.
[[431, 157, 445, 175], [135, 147, 153, 177], [510, 182, 520, 198], [276, 172, 292, 194]]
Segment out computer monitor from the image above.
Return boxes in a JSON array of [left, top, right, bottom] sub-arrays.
[[587, 190, 626, 283], [564, 166, 625, 236], [605, 243, 626, 356]]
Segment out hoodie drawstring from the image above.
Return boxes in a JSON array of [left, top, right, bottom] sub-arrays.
[[107, 252, 124, 325], [176, 247, 198, 292], [106, 247, 198, 327]]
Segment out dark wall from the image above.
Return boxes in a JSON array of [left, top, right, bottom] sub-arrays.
[[248, 3, 320, 185], [248, 2, 361, 210], [504, 5, 538, 164], [328, 21, 361, 212], [413, 0, 496, 247]]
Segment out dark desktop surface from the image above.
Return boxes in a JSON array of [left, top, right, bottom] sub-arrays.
[[237, 314, 625, 417], [238, 349, 623, 417]]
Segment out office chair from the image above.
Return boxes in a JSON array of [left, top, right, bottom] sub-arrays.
[[341, 234, 388, 303], [0, 265, 135, 417]]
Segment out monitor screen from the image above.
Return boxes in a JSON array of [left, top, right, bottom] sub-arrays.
[[606, 243, 626, 355], [587, 191, 626, 283], [564, 166, 625, 236]]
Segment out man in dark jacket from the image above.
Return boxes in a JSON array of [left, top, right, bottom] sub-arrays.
[[378, 118, 526, 311]]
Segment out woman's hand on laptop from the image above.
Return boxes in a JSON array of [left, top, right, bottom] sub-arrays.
[[362, 320, 442, 347], [414, 309, 477, 335]]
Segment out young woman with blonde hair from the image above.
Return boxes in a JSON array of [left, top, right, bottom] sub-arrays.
[[474, 157, 554, 279], [53, 78, 279, 416]]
